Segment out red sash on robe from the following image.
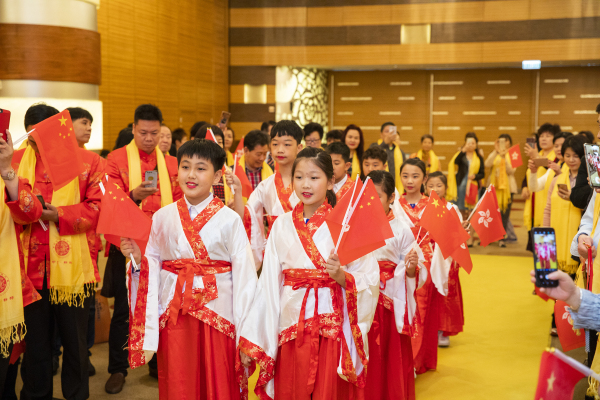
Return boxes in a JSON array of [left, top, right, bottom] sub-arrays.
[[265, 172, 293, 229], [335, 177, 354, 201]]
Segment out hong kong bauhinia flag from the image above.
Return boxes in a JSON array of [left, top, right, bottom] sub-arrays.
[[508, 144, 523, 168], [470, 186, 506, 247]]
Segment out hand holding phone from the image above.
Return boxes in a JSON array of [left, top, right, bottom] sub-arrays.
[[36, 195, 48, 210], [217, 111, 231, 130], [584, 143, 600, 189], [144, 171, 158, 188], [532, 227, 559, 288]]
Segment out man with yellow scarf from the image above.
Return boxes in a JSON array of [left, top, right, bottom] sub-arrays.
[[374, 122, 408, 193], [0, 130, 43, 394], [103, 104, 183, 392], [11, 104, 103, 399], [410, 134, 441, 174]]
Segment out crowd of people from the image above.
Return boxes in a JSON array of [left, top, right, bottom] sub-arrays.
[[0, 100, 599, 400]]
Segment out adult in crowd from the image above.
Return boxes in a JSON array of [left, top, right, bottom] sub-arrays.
[[531, 135, 588, 274], [0, 130, 43, 396], [13, 103, 103, 400], [224, 126, 235, 165], [303, 122, 324, 148], [447, 132, 485, 244], [571, 106, 600, 209], [158, 124, 172, 156], [373, 122, 407, 191], [239, 129, 272, 190], [326, 129, 343, 145], [169, 127, 187, 156], [485, 134, 517, 247], [553, 131, 572, 164], [522, 123, 561, 232], [103, 104, 182, 393], [260, 120, 276, 135], [410, 133, 440, 174], [343, 124, 365, 180]]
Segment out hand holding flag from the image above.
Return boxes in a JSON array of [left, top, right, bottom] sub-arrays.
[[534, 348, 591, 400], [326, 178, 393, 266], [467, 185, 506, 247]]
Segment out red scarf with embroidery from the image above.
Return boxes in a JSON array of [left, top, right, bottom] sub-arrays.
[[335, 177, 355, 201], [275, 172, 293, 212]]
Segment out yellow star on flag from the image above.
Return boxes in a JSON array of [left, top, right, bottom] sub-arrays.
[[121, 198, 125, 201], [360, 205, 363, 209], [59, 115, 67, 126], [546, 371, 555, 392], [432, 199, 439, 208], [113, 196, 117, 200], [367, 202, 371, 206]]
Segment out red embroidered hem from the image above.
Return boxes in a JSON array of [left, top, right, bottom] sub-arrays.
[[239, 336, 276, 400]]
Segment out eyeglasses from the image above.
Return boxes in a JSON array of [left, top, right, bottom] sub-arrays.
[[306, 139, 321, 145]]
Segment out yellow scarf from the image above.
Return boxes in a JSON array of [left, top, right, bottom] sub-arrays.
[[523, 150, 556, 228], [416, 149, 440, 173], [489, 154, 512, 212], [239, 155, 274, 182], [0, 179, 26, 356], [126, 141, 173, 208], [18, 145, 94, 306], [350, 154, 361, 181], [550, 166, 580, 274], [446, 151, 480, 204], [226, 150, 234, 167]]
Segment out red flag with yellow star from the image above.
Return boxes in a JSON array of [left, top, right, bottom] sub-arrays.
[[96, 181, 152, 254], [535, 349, 586, 400], [420, 190, 470, 259], [326, 178, 393, 265], [29, 109, 84, 190]]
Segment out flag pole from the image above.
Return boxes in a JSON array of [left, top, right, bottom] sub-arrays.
[[12, 128, 35, 147], [334, 179, 359, 254], [418, 231, 429, 246], [552, 348, 600, 382], [334, 177, 372, 254], [229, 154, 237, 195], [466, 185, 492, 223]]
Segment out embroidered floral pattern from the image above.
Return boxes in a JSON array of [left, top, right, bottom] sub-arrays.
[[336, 178, 354, 201], [18, 190, 34, 214], [291, 202, 331, 271], [129, 257, 150, 369], [341, 271, 368, 387], [238, 337, 276, 400], [274, 173, 293, 212], [72, 217, 91, 233], [278, 313, 341, 346]]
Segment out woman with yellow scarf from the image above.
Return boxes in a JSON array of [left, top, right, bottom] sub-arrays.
[[343, 124, 365, 180], [410, 134, 440, 174], [530, 135, 588, 274], [485, 134, 517, 247]]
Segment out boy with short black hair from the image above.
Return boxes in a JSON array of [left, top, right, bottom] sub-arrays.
[[325, 142, 353, 199], [228, 120, 303, 267], [326, 129, 343, 145], [67, 107, 94, 148], [361, 146, 388, 180], [122, 138, 258, 400]]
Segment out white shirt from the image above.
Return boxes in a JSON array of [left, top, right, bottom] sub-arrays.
[[333, 174, 349, 194], [185, 193, 213, 220]]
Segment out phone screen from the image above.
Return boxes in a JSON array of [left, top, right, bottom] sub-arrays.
[[145, 171, 158, 188], [532, 227, 559, 287], [585, 143, 600, 188], [498, 138, 506, 151], [526, 137, 536, 148]]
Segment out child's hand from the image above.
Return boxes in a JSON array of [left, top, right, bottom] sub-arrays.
[[120, 237, 141, 265], [405, 249, 418, 278], [224, 169, 242, 192], [240, 350, 252, 367], [325, 250, 346, 288], [461, 220, 471, 235]]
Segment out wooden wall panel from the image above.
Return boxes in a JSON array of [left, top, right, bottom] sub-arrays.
[[0, 24, 101, 84], [331, 67, 599, 187], [98, 0, 228, 150]]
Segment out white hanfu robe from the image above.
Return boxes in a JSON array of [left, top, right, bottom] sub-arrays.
[[239, 204, 379, 399], [244, 173, 300, 266], [128, 194, 258, 369]]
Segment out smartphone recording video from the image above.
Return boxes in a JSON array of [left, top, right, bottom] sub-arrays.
[[532, 227, 559, 288], [585, 143, 600, 188]]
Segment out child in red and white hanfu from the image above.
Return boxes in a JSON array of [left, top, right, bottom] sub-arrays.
[[238, 148, 380, 400]]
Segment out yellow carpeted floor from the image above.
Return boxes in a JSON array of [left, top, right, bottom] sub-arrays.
[[249, 254, 553, 399]]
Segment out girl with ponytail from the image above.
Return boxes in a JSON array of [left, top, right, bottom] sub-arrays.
[[239, 146, 380, 399]]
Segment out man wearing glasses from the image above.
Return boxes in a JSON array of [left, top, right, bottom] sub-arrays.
[[303, 122, 324, 149]]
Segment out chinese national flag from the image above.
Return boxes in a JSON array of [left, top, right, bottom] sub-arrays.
[[450, 243, 473, 274], [534, 350, 586, 400], [233, 158, 253, 199], [420, 190, 469, 259], [508, 144, 523, 168], [29, 110, 84, 190], [326, 179, 394, 266], [97, 181, 153, 255], [554, 300, 585, 352], [470, 186, 506, 247]]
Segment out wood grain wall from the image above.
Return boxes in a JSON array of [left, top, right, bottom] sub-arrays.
[[331, 66, 600, 185], [97, 0, 228, 150]]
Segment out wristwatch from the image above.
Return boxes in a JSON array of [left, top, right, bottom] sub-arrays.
[[0, 168, 15, 181]]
